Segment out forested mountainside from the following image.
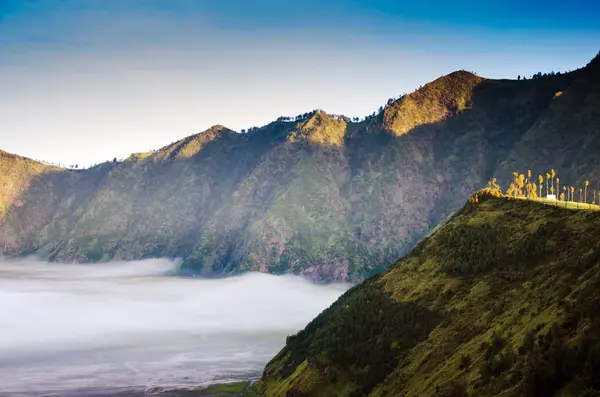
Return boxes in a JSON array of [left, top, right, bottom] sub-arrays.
[[258, 193, 600, 397], [0, 54, 599, 281]]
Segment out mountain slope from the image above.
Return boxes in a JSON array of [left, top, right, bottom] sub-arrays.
[[257, 193, 600, 396], [498, 54, 600, 187], [0, 54, 599, 281]]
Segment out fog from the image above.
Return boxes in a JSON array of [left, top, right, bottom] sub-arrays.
[[0, 258, 349, 395]]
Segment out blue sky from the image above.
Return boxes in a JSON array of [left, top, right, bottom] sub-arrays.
[[1, 0, 599, 166]]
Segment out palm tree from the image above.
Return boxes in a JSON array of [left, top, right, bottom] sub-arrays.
[[538, 175, 544, 197], [579, 188, 583, 203], [556, 178, 560, 198], [585, 180, 589, 204], [551, 169, 556, 193], [563, 186, 567, 201], [560, 193, 565, 201], [546, 173, 551, 197], [571, 186, 575, 202]]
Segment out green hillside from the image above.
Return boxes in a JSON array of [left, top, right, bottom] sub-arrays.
[[257, 193, 600, 397], [0, 53, 599, 281]]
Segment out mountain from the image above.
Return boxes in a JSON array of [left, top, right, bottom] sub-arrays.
[[257, 193, 600, 397], [0, 54, 599, 281]]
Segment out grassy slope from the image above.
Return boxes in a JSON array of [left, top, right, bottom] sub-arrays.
[[258, 193, 600, 397], [0, 150, 61, 216], [0, 55, 598, 281]]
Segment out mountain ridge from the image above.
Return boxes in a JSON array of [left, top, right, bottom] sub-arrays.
[[0, 64, 585, 168], [0, 53, 598, 281]]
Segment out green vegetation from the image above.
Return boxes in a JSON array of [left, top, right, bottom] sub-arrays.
[[258, 193, 600, 396], [194, 381, 259, 396], [0, 53, 599, 281], [153, 381, 261, 396], [498, 168, 600, 209]]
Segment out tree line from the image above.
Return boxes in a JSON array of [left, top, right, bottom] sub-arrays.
[[486, 169, 599, 206], [517, 51, 599, 81], [36, 157, 125, 170], [243, 89, 415, 133]]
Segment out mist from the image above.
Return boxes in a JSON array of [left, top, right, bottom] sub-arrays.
[[0, 258, 349, 394]]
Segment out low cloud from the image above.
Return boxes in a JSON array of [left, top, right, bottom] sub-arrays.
[[0, 257, 349, 392], [0, 257, 349, 354]]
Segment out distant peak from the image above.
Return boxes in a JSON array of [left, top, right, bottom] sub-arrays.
[[445, 69, 479, 78], [147, 125, 235, 162], [205, 124, 231, 133], [382, 70, 484, 136], [287, 111, 347, 146]]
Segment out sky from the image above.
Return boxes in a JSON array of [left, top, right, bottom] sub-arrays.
[[1, 0, 599, 167]]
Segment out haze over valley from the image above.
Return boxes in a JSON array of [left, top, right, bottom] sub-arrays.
[[0, 258, 348, 395]]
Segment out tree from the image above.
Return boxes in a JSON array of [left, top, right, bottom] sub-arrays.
[[594, 190, 597, 206], [563, 186, 567, 201], [551, 169, 556, 192], [580, 188, 583, 203], [585, 180, 589, 204], [538, 175, 544, 197], [518, 75, 521, 80], [546, 173, 551, 196], [489, 178, 501, 193], [570, 186, 575, 202], [556, 178, 560, 198], [528, 182, 538, 198], [517, 174, 525, 196], [560, 193, 565, 201], [506, 183, 516, 197]]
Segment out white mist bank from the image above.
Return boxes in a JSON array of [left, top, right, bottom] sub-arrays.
[[0, 258, 350, 393]]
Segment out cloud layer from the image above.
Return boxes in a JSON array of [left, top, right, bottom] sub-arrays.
[[0, 258, 349, 392]]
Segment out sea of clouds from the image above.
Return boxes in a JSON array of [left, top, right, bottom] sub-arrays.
[[0, 258, 349, 395]]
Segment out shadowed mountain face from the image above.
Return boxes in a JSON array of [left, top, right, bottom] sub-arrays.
[[257, 194, 600, 396], [1, 55, 599, 281]]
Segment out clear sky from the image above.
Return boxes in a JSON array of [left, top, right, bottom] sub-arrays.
[[1, 0, 599, 167]]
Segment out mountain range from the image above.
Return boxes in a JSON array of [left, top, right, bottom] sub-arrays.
[[0, 53, 599, 281]]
